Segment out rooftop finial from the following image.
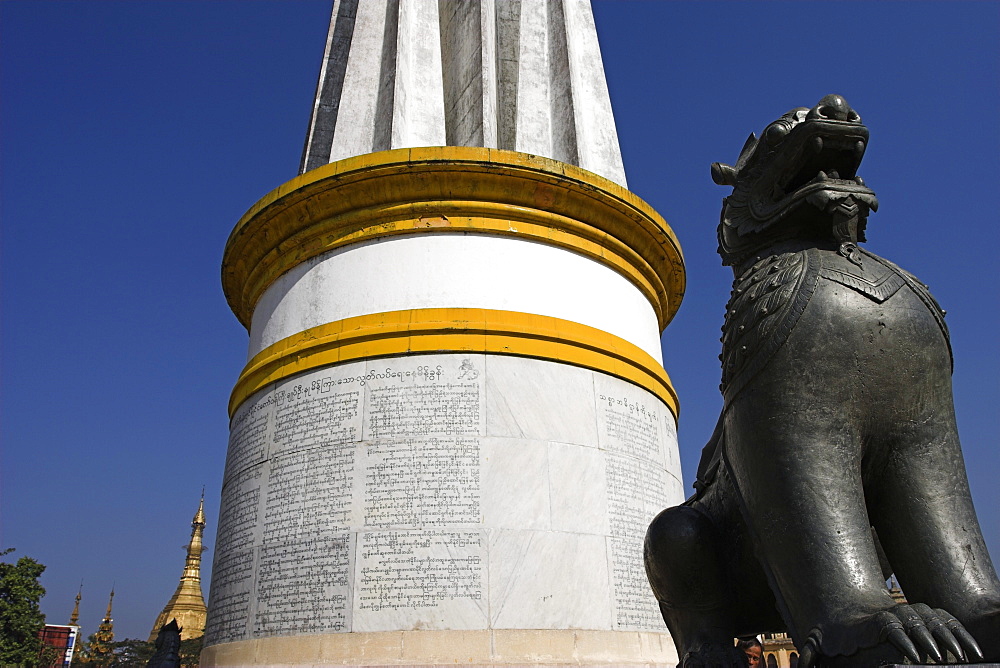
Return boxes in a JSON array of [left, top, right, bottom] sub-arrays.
[[68, 583, 82, 626]]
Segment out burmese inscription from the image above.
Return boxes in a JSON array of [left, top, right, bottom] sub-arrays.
[[273, 386, 360, 454], [208, 354, 680, 644], [599, 388, 673, 631], [254, 534, 353, 636], [224, 396, 273, 483], [363, 437, 480, 528], [367, 379, 480, 438]]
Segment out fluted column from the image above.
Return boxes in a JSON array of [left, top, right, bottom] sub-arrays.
[[301, 0, 626, 186]]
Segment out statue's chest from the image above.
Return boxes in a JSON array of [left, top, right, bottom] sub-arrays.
[[720, 247, 950, 401], [817, 248, 907, 303]]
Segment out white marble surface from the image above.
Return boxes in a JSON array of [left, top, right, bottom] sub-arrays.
[[488, 529, 613, 630], [301, 0, 628, 187], [548, 442, 610, 536], [207, 353, 684, 646], [248, 234, 663, 364], [485, 355, 599, 444], [480, 437, 551, 531]]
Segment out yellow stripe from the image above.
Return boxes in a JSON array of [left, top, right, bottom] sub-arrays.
[[222, 147, 685, 331], [230, 308, 679, 419]]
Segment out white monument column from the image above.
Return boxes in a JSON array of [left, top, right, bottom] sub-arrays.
[[203, 1, 686, 665]]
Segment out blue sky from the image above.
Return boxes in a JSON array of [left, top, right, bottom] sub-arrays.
[[2, 0, 997, 642]]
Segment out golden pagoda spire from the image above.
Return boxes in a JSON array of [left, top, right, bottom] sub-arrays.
[[69, 583, 82, 626], [90, 588, 115, 665], [148, 492, 208, 642]]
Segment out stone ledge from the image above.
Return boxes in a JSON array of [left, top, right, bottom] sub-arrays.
[[200, 629, 677, 667]]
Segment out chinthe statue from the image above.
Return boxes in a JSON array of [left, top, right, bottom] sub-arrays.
[[644, 95, 1000, 667]]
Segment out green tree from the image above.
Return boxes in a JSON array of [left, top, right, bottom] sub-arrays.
[[110, 638, 155, 667], [177, 635, 203, 667], [0, 548, 47, 664]]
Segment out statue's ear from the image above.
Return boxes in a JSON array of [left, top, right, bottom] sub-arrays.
[[711, 162, 738, 186], [735, 132, 757, 171]]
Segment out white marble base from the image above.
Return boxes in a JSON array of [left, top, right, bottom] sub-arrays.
[[205, 353, 683, 656]]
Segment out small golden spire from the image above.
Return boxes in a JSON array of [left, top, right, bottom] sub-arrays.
[[68, 583, 82, 626], [193, 488, 206, 526], [91, 588, 115, 664], [148, 493, 208, 642]]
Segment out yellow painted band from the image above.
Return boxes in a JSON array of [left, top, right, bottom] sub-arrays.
[[222, 147, 685, 331], [230, 308, 679, 420]]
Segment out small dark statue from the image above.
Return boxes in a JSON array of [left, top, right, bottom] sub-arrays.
[[146, 619, 182, 668], [644, 95, 1000, 667]]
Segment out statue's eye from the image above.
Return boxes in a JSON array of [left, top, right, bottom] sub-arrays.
[[764, 122, 788, 146]]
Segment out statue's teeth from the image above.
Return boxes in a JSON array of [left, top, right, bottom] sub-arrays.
[[817, 171, 829, 182], [828, 170, 840, 179], [809, 136, 824, 153], [855, 176, 865, 186], [855, 140, 866, 158]]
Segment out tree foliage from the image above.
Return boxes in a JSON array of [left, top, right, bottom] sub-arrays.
[[178, 635, 203, 667], [68, 636, 202, 667], [72, 637, 156, 667], [0, 548, 47, 665], [110, 638, 155, 667]]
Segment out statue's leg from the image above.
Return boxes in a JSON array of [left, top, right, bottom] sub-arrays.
[[867, 418, 1000, 662], [723, 396, 925, 666], [644, 502, 748, 668]]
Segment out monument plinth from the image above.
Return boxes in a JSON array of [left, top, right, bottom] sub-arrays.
[[204, 3, 686, 665]]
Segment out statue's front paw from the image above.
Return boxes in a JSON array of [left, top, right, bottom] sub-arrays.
[[799, 603, 984, 667], [680, 643, 748, 668]]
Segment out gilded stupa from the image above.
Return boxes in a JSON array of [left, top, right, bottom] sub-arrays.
[[69, 585, 81, 626], [148, 495, 207, 641], [90, 589, 115, 664]]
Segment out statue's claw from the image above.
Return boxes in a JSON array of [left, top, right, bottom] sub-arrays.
[[883, 624, 921, 664], [802, 602, 984, 665], [896, 603, 943, 662], [874, 602, 987, 664], [935, 607, 984, 663], [910, 603, 964, 661]]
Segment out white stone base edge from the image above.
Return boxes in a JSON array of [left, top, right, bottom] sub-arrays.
[[200, 629, 678, 666]]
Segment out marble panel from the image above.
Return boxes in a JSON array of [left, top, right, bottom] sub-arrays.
[[359, 436, 482, 530], [224, 389, 275, 484], [253, 533, 354, 637], [485, 355, 598, 445], [204, 546, 257, 646], [215, 464, 266, 561], [480, 438, 550, 531], [362, 355, 486, 441], [352, 529, 488, 632], [488, 529, 612, 630], [271, 366, 365, 458], [595, 372, 668, 466], [207, 464, 267, 645], [661, 408, 684, 487], [608, 532, 662, 631], [547, 442, 609, 536]]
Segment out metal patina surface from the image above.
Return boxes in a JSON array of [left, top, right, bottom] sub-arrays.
[[644, 95, 1000, 667]]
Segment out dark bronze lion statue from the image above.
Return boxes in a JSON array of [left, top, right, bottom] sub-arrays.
[[644, 95, 1000, 667]]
